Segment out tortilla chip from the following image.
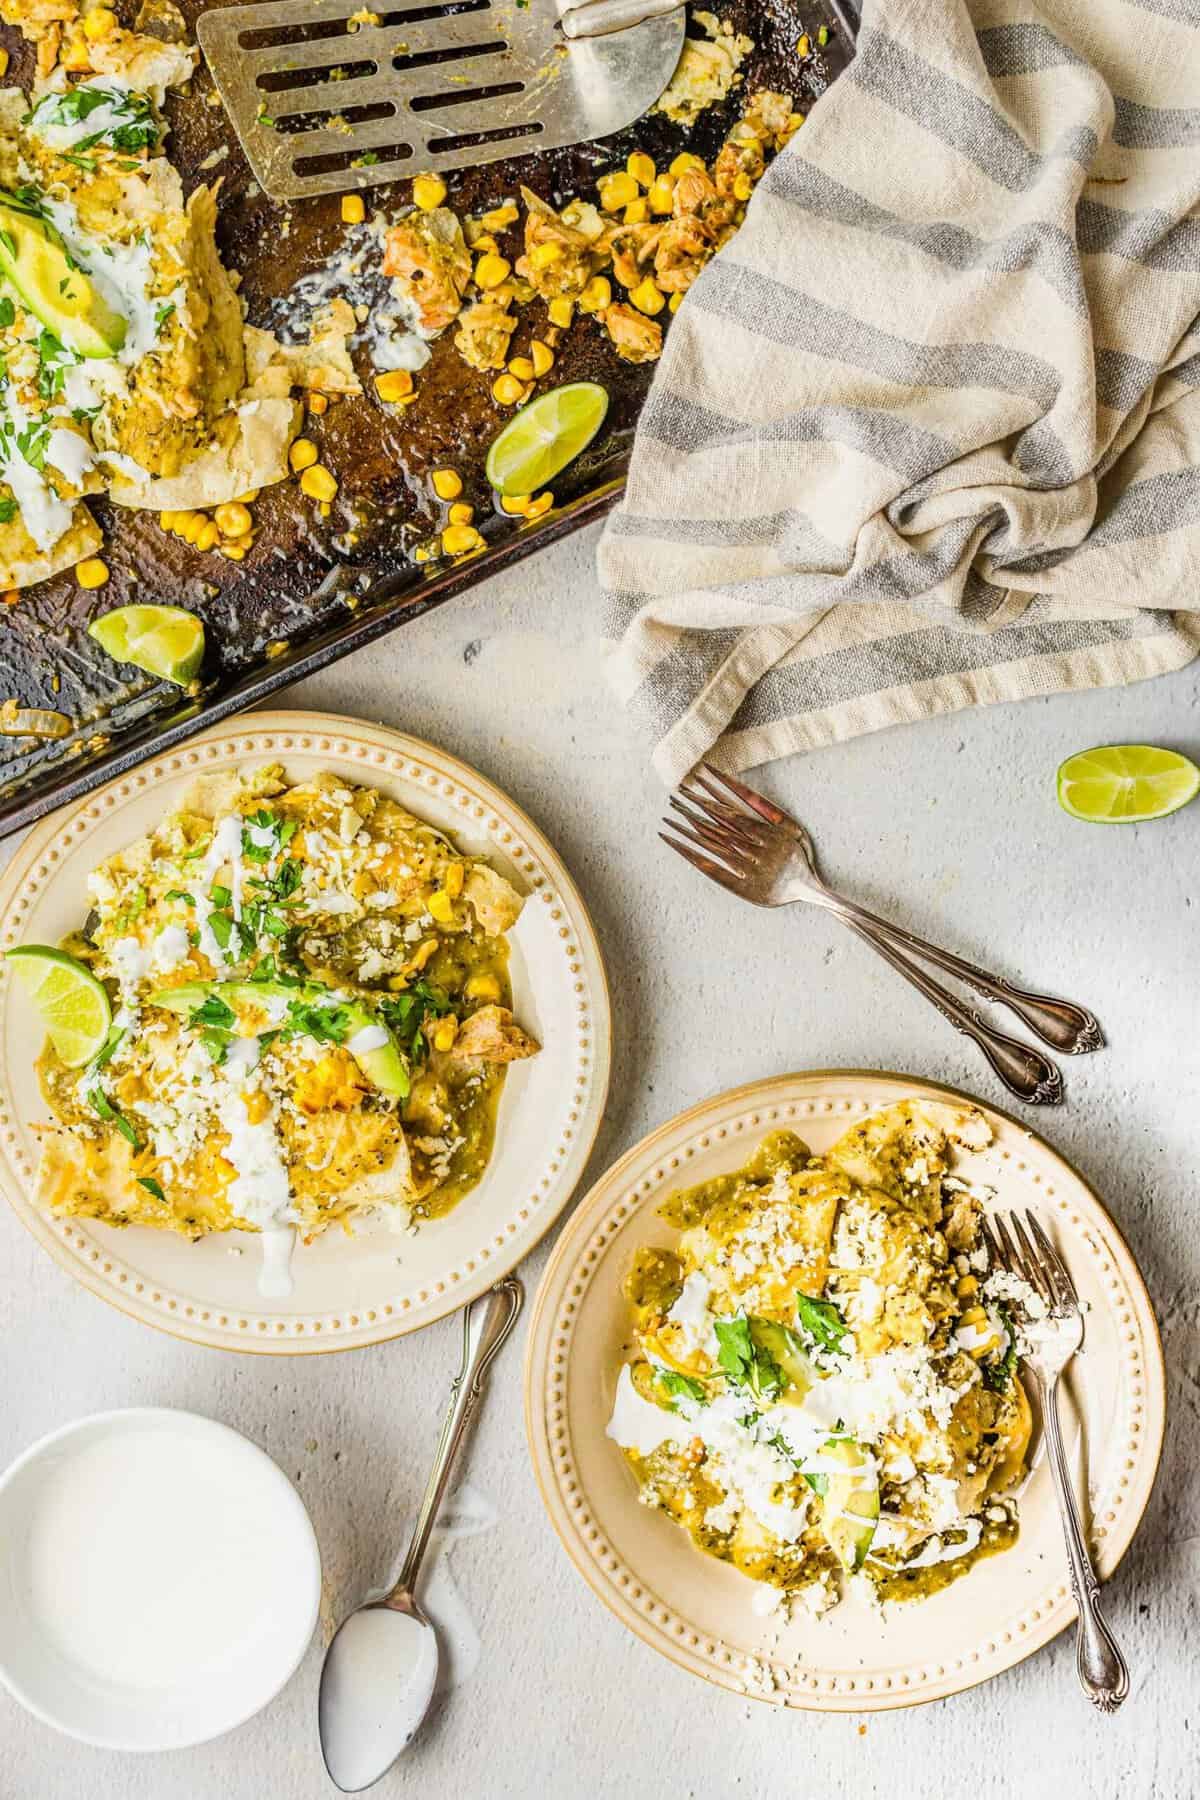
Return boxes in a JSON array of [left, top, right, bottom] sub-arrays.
[[107, 392, 301, 510], [464, 863, 524, 935], [0, 504, 102, 589], [180, 764, 285, 819]]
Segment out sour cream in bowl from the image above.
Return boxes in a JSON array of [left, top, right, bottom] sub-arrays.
[[0, 1408, 321, 1750]]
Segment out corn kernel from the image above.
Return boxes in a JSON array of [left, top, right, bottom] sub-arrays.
[[412, 172, 447, 211], [289, 437, 318, 472], [623, 198, 649, 225], [669, 290, 683, 313], [182, 512, 207, 545], [341, 192, 366, 224], [626, 150, 656, 188], [220, 542, 248, 561], [431, 467, 462, 500], [480, 201, 519, 229], [669, 152, 705, 178], [577, 275, 611, 314], [499, 492, 531, 515], [0, 50, 10, 77], [464, 972, 501, 1002], [733, 172, 753, 202], [469, 232, 498, 255], [300, 463, 338, 502], [530, 338, 554, 377], [427, 888, 455, 923], [647, 178, 675, 215], [159, 510, 177, 531], [196, 519, 220, 552], [598, 170, 639, 210], [448, 501, 474, 525], [75, 556, 109, 589], [491, 373, 523, 406], [547, 295, 574, 329], [236, 490, 260, 504], [2, 587, 17, 605], [374, 367, 413, 403], [409, 937, 438, 970], [444, 861, 465, 898], [474, 252, 511, 289], [82, 6, 117, 40], [441, 522, 484, 555], [629, 277, 665, 316], [507, 354, 534, 381], [61, 36, 91, 70], [432, 1016, 458, 1053], [796, 32, 811, 55], [306, 391, 329, 416], [529, 241, 563, 270], [214, 501, 253, 539], [524, 491, 553, 518], [956, 1275, 979, 1299]]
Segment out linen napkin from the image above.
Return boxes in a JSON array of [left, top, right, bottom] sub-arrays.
[[598, 0, 1200, 785]]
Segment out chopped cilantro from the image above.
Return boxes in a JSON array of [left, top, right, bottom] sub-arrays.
[[0, 296, 14, 329], [981, 1303, 1017, 1392], [87, 1085, 140, 1148], [652, 1367, 707, 1411], [793, 1293, 849, 1356], [713, 1313, 785, 1402], [0, 498, 15, 524]]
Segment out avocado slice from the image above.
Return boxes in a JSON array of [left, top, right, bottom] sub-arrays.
[[147, 977, 409, 1098], [0, 194, 127, 359], [748, 1318, 816, 1401], [810, 1437, 880, 1572]]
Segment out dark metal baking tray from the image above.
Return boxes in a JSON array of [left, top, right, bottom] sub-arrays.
[[0, 0, 851, 839]]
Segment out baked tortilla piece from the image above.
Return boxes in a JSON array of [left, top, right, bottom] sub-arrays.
[[26, 769, 539, 1253]]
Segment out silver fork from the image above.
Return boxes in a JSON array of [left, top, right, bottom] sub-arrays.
[[661, 766, 1102, 1105], [983, 1211, 1130, 1712]]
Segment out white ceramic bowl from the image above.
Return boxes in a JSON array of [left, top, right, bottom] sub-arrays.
[[0, 1408, 321, 1750]]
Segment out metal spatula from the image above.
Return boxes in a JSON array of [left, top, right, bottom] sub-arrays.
[[197, 0, 687, 202]]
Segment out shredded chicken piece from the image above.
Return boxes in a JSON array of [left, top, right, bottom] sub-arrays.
[[454, 298, 517, 372], [713, 120, 766, 198], [449, 1005, 540, 1064], [603, 303, 663, 365], [515, 185, 611, 299], [608, 221, 661, 292], [382, 207, 472, 333], [653, 215, 716, 294]]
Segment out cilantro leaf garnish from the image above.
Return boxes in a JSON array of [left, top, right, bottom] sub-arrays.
[[652, 1367, 707, 1411], [713, 1313, 785, 1402], [87, 1085, 140, 1148], [793, 1293, 850, 1357], [981, 1303, 1017, 1393], [137, 1175, 166, 1203]]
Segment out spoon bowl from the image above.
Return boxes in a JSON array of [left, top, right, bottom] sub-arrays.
[[319, 1601, 439, 1793]]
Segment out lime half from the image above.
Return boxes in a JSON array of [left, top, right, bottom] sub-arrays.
[[485, 381, 609, 497], [5, 945, 112, 1067], [88, 603, 205, 686], [1057, 744, 1200, 823]]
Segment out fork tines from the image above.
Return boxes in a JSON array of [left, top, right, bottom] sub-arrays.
[[983, 1209, 1079, 1313], [659, 765, 782, 893]]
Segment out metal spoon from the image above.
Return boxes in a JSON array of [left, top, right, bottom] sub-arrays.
[[318, 1277, 523, 1792]]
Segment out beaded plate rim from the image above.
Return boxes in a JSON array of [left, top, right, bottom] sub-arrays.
[[524, 1070, 1165, 1712], [0, 710, 611, 1354]]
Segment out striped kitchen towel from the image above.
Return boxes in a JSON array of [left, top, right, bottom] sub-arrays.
[[598, 0, 1200, 785]]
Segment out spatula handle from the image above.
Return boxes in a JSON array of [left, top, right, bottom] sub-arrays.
[[560, 0, 683, 40]]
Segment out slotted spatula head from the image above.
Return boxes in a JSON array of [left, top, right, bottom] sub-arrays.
[[197, 0, 686, 202]]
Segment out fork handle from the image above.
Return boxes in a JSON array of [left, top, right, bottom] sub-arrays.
[[839, 918, 1064, 1105], [809, 883, 1102, 1055], [1036, 1370, 1130, 1712]]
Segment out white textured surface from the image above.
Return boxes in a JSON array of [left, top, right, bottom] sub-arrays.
[[1, 523, 1196, 1799]]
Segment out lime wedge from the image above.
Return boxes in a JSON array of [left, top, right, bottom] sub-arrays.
[[485, 381, 609, 497], [5, 945, 112, 1067], [1057, 744, 1200, 823], [87, 604, 205, 686]]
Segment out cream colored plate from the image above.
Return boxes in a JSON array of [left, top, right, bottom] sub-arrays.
[[525, 1071, 1164, 1711], [0, 712, 610, 1353]]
